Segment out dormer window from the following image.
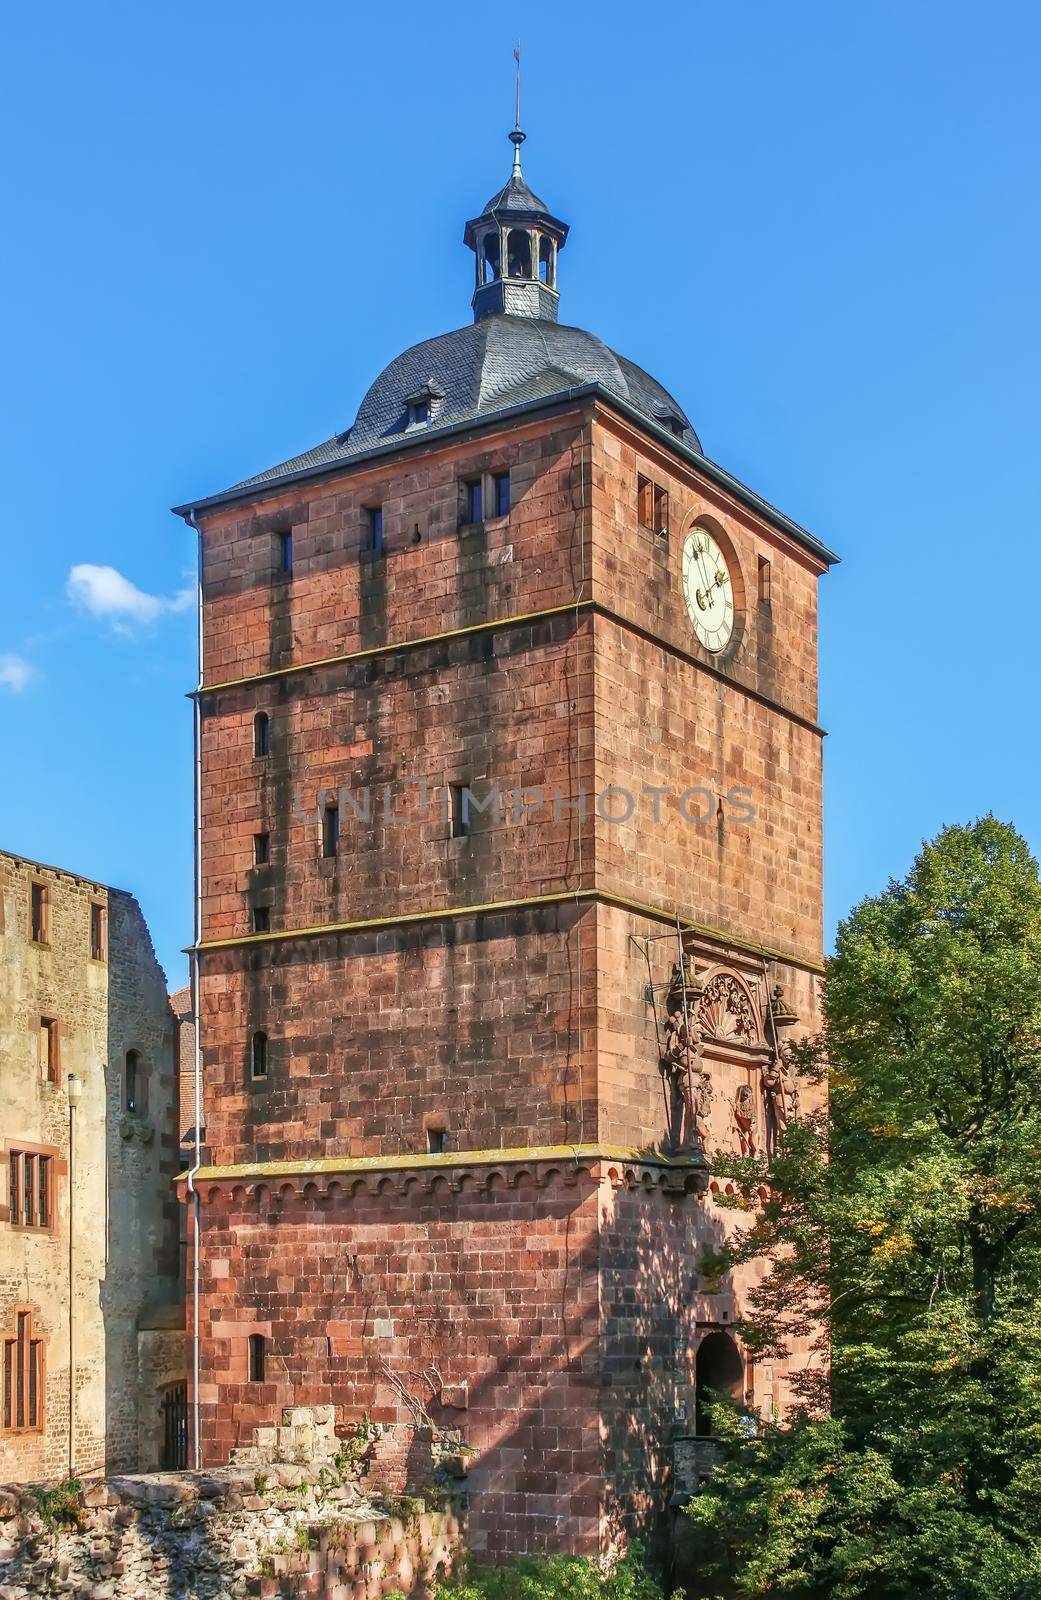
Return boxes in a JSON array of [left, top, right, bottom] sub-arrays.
[[655, 409, 686, 439], [403, 382, 443, 430]]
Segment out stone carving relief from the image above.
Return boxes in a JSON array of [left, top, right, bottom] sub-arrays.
[[697, 972, 760, 1045]]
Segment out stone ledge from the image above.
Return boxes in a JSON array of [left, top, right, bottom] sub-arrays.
[[177, 1144, 710, 1204]]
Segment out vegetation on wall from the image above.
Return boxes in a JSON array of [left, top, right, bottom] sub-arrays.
[[686, 818, 1041, 1599]]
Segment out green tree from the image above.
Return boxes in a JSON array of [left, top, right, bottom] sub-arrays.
[[685, 818, 1041, 1599]]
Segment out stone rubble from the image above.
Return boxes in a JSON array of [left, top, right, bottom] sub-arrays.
[[0, 1463, 464, 1600]]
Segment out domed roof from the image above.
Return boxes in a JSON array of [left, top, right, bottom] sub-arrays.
[[236, 315, 700, 489]]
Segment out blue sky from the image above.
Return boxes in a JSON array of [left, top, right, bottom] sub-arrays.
[[2, 1, 1038, 985]]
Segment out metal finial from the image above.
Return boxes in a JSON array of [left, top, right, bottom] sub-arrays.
[[510, 42, 525, 173]]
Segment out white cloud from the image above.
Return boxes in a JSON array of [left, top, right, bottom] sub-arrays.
[[67, 564, 194, 630], [0, 654, 33, 693]]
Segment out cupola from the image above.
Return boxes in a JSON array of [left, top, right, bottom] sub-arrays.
[[463, 124, 569, 324]]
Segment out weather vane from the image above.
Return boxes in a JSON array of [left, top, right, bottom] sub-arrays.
[[510, 41, 525, 171]]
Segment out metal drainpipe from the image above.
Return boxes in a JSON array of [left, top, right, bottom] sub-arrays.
[[187, 509, 204, 1469]]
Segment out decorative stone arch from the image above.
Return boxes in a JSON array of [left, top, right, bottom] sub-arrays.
[[694, 1327, 745, 1436], [695, 966, 765, 1049], [123, 1046, 149, 1115]]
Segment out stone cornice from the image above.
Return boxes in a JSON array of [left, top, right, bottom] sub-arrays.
[[177, 1143, 709, 1203], [191, 599, 826, 738], [190, 886, 826, 976]]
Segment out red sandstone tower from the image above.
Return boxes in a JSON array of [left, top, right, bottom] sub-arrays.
[[175, 123, 836, 1558]]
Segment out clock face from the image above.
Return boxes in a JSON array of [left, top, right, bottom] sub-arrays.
[[682, 527, 735, 653]]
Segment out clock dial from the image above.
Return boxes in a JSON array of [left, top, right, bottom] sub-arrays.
[[682, 527, 735, 653]]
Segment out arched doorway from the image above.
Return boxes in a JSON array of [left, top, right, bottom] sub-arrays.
[[695, 1329, 744, 1435]]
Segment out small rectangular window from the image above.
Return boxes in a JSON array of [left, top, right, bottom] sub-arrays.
[[493, 472, 511, 518], [364, 506, 384, 554], [248, 1334, 266, 1383], [30, 883, 49, 945], [253, 832, 270, 866], [427, 1128, 447, 1154], [322, 803, 340, 859], [8, 1155, 21, 1225], [251, 905, 271, 934], [90, 903, 107, 962], [37, 1157, 49, 1229], [465, 479, 483, 525], [251, 1031, 268, 1080], [38, 1019, 59, 1084], [758, 556, 772, 607], [278, 530, 293, 576]]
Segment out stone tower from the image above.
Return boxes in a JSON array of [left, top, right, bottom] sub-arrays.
[[175, 124, 836, 1558]]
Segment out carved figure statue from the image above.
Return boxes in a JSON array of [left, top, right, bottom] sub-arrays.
[[660, 970, 712, 1153], [762, 1052, 799, 1159], [733, 1082, 757, 1156]]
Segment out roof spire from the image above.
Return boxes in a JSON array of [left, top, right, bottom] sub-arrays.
[[510, 42, 525, 174]]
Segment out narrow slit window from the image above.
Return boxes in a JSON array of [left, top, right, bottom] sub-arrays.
[[22, 1158, 34, 1231], [450, 784, 470, 839], [758, 556, 772, 607], [253, 832, 270, 866], [364, 506, 384, 554], [39, 1019, 59, 1084], [36, 1157, 48, 1229], [464, 480, 483, 525], [253, 713, 270, 758], [251, 905, 270, 934], [427, 1128, 447, 1154], [90, 903, 107, 962], [637, 476, 654, 530], [493, 472, 511, 518], [125, 1049, 141, 1113], [248, 1334, 266, 1383], [8, 1155, 20, 1226], [278, 530, 293, 576], [30, 883, 49, 945], [251, 1031, 268, 1080], [322, 802, 340, 858], [653, 484, 669, 536]]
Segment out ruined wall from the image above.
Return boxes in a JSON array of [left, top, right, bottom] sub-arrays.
[[0, 1467, 464, 1600], [0, 853, 181, 1480]]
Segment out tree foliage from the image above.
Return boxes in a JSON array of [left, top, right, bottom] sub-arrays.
[[686, 819, 1041, 1598], [434, 1545, 678, 1600]]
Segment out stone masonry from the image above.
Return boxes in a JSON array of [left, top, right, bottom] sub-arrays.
[[176, 135, 835, 1560], [0, 852, 182, 1480]]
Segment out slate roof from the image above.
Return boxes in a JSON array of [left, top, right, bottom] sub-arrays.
[[482, 170, 551, 215], [234, 314, 701, 491]]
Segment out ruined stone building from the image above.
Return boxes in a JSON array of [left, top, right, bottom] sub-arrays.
[[0, 851, 183, 1481], [174, 125, 837, 1556]]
